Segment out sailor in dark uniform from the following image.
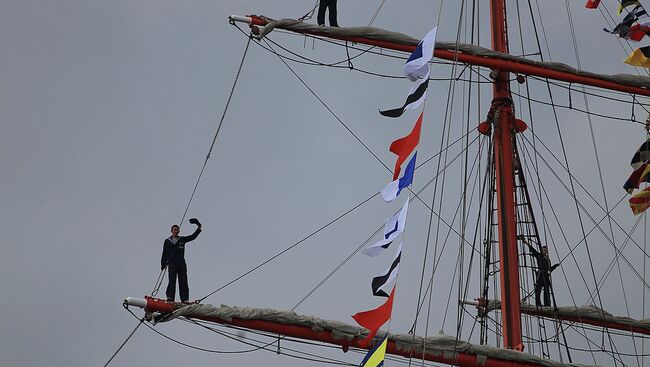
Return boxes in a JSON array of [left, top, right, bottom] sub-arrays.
[[160, 218, 202, 302], [525, 241, 559, 307]]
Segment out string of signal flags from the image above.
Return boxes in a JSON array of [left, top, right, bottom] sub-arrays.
[[624, 137, 650, 215], [350, 26, 437, 367], [586, 0, 650, 67], [584, 2, 650, 213]]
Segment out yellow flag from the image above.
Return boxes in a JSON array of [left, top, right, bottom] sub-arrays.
[[618, 0, 640, 15], [624, 47, 650, 68], [360, 336, 388, 367]]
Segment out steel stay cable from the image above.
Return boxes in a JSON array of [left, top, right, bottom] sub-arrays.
[[288, 135, 480, 312], [183, 319, 358, 365], [476, 309, 630, 365], [466, 67, 648, 126], [340, 33, 649, 106], [198, 133, 478, 302], [242, 24, 650, 125], [198, 24, 484, 303], [519, 134, 613, 363], [298, 0, 319, 21], [137, 305, 445, 366], [519, 134, 633, 282], [125, 307, 353, 364], [520, 133, 650, 293], [528, 76, 650, 112], [519, 138, 649, 356], [564, 2, 633, 359], [589, 213, 645, 301], [125, 307, 267, 354], [368, 0, 387, 26], [411, 138, 484, 332], [151, 267, 166, 297], [235, 15, 650, 106], [521, 131, 650, 261], [199, 191, 378, 302], [261, 37, 394, 175], [150, 36, 252, 299], [457, 2, 487, 342], [110, 36, 253, 367], [232, 23, 489, 81], [177, 36, 252, 228], [103, 313, 145, 367], [411, 4, 466, 357], [293, 134, 482, 323], [186, 318, 449, 367]]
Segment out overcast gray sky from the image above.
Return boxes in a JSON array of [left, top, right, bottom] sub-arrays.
[[2, 0, 649, 366]]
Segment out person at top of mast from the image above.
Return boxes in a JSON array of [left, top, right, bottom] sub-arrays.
[[317, 0, 339, 27], [160, 218, 202, 303], [521, 237, 558, 307]]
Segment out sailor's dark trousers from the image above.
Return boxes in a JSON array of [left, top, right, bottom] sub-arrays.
[[317, 0, 338, 26], [166, 262, 189, 302], [534, 273, 551, 307]]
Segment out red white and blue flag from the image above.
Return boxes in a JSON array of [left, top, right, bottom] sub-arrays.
[[381, 153, 416, 202], [390, 112, 423, 180]]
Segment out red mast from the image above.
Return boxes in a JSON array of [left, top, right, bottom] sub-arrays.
[[489, 0, 523, 351]]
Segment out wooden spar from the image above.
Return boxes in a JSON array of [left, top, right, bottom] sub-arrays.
[[130, 297, 539, 367], [489, 0, 523, 351], [461, 300, 650, 336], [228, 15, 650, 97]]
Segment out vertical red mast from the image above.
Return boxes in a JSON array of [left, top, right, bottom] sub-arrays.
[[489, 0, 523, 350]]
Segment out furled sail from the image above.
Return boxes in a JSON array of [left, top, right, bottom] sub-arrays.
[[126, 297, 601, 367], [464, 299, 650, 335], [238, 16, 650, 93]]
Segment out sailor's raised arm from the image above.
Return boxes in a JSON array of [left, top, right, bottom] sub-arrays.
[[182, 217, 202, 243]]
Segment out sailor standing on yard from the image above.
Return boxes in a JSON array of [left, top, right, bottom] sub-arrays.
[[521, 237, 558, 307], [161, 218, 202, 303]]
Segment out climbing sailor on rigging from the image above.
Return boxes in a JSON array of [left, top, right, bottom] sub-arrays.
[[521, 237, 558, 307], [161, 218, 202, 303]]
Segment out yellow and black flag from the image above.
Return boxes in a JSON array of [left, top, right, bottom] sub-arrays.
[[624, 46, 650, 67], [619, 0, 641, 15]]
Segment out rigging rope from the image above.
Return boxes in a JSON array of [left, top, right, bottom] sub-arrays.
[[102, 314, 145, 367], [110, 35, 254, 367], [177, 35, 252, 227], [149, 36, 252, 299], [563, 2, 623, 363]]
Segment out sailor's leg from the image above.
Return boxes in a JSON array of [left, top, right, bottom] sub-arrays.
[[329, 0, 338, 27], [534, 275, 543, 306], [542, 276, 551, 306], [317, 0, 327, 25], [166, 265, 178, 301], [178, 262, 189, 302]]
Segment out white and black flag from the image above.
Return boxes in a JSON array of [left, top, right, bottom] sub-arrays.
[[363, 197, 409, 257], [379, 69, 429, 118], [371, 242, 402, 297]]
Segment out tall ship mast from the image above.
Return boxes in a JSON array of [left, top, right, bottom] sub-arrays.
[[118, 1, 650, 366]]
